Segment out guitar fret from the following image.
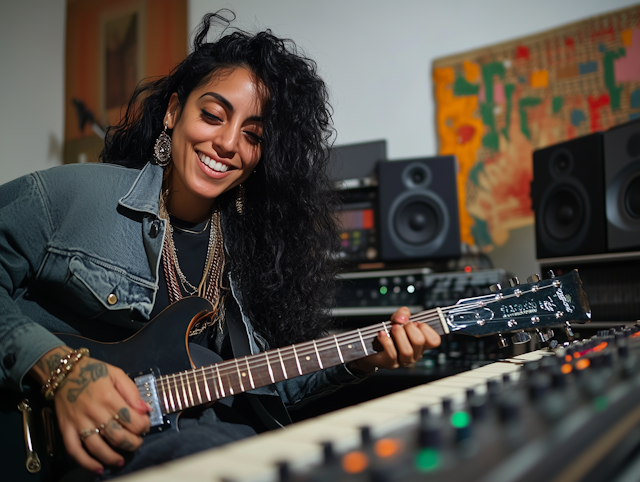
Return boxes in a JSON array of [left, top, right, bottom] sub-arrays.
[[357, 328, 369, 356], [245, 356, 255, 389], [167, 376, 176, 412], [382, 321, 391, 337], [235, 359, 245, 392], [334, 335, 344, 364], [179, 373, 188, 409], [277, 348, 288, 379], [201, 366, 212, 401], [266, 352, 275, 383], [226, 368, 234, 395], [186, 372, 195, 407], [171, 375, 181, 411], [160, 377, 169, 413], [292, 345, 303, 375], [194, 369, 203, 405], [312, 340, 323, 369], [215, 364, 226, 398]]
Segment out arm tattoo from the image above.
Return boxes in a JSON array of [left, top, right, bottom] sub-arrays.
[[118, 407, 131, 424], [65, 362, 108, 402], [36, 349, 70, 374]]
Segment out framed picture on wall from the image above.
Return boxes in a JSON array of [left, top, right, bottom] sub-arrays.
[[64, 0, 187, 165]]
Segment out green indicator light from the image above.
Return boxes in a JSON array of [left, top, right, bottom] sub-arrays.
[[451, 411, 470, 428], [594, 396, 608, 412], [380, 286, 388, 295], [415, 448, 440, 472]]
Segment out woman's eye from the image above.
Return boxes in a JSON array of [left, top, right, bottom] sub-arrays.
[[201, 109, 222, 122], [244, 131, 263, 144]]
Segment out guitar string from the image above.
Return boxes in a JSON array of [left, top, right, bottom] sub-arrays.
[[157, 311, 449, 407], [158, 307, 457, 396]]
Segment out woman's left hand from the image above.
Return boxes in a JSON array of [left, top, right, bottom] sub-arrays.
[[347, 307, 441, 374]]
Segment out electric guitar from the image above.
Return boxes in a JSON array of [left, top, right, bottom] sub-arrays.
[[1, 270, 590, 481]]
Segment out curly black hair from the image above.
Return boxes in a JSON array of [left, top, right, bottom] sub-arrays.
[[101, 11, 340, 347]]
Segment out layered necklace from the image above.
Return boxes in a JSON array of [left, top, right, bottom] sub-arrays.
[[158, 190, 226, 334]]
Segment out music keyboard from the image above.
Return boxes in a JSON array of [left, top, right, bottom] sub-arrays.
[[118, 349, 553, 482]]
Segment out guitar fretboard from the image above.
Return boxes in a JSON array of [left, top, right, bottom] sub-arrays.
[[153, 308, 447, 414]]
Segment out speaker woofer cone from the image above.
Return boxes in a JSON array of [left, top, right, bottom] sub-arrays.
[[394, 200, 440, 244], [537, 179, 591, 255], [387, 190, 450, 257], [624, 175, 640, 219], [543, 187, 585, 241]]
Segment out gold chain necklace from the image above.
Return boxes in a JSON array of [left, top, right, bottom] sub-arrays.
[[158, 190, 226, 317]]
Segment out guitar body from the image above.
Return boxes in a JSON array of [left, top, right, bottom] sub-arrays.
[[0, 297, 214, 482]]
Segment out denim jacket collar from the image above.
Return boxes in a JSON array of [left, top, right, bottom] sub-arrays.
[[118, 163, 164, 216]]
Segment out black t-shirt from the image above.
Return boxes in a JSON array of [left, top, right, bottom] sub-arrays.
[[150, 215, 232, 359]]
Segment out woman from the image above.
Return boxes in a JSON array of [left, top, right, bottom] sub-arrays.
[[0, 12, 440, 479]]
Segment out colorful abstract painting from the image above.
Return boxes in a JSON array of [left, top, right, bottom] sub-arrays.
[[433, 5, 640, 251]]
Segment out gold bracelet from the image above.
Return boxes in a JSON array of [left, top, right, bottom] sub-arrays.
[[41, 348, 90, 401]]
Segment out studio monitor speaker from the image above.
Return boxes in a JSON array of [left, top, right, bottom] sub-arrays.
[[377, 157, 461, 261], [532, 133, 607, 259], [604, 118, 640, 252]]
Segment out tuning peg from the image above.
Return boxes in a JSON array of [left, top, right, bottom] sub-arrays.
[[496, 334, 509, 348], [535, 328, 554, 343], [564, 322, 574, 338], [511, 331, 532, 345], [546, 270, 556, 279], [490, 283, 502, 293], [508, 277, 520, 287], [527, 274, 541, 283]]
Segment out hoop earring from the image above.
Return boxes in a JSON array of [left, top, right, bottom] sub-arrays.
[[154, 121, 172, 167], [236, 184, 245, 215]]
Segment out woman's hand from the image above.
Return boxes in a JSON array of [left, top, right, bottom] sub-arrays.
[[347, 307, 441, 374], [30, 347, 151, 474]]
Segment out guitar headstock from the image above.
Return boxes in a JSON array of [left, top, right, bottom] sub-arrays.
[[444, 270, 590, 341]]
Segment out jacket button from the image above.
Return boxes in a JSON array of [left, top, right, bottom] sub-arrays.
[[107, 294, 118, 305], [149, 220, 160, 238], [3, 353, 16, 369]]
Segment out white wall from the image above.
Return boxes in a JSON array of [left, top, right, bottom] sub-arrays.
[[0, 0, 66, 183]]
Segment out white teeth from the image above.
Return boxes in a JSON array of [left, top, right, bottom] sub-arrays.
[[197, 152, 229, 173]]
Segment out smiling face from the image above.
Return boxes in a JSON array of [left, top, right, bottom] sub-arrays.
[[164, 67, 265, 222]]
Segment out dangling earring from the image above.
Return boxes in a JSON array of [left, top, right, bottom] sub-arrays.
[[154, 121, 172, 167], [236, 184, 245, 215]]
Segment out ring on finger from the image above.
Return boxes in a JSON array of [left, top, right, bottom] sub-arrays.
[[80, 428, 100, 441], [99, 415, 122, 434]]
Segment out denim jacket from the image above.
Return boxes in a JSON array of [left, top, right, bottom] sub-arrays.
[[0, 162, 364, 411]]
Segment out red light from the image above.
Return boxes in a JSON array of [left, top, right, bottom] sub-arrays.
[[464, 266, 472, 273]]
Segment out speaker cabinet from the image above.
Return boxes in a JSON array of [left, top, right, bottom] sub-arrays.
[[604, 118, 640, 252], [531, 133, 607, 259], [377, 157, 461, 261]]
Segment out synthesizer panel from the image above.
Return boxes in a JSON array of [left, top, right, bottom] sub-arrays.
[[120, 325, 640, 482]]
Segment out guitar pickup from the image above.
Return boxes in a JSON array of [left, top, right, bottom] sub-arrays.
[[134, 371, 164, 428]]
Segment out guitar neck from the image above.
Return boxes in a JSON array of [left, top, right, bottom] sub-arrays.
[[154, 307, 447, 415]]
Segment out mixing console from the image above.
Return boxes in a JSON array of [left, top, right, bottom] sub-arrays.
[[119, 324, 640, 482]]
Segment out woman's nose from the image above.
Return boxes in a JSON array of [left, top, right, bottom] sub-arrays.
[[213, 123, 240, 158]]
